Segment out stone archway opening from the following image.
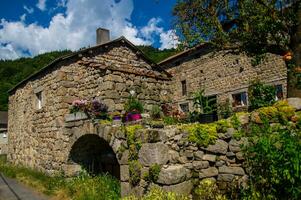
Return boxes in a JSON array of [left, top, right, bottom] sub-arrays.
[[69, 134, 120, 179]]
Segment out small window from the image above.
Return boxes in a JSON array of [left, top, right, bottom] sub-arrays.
[[36, 91, 43, 109], [181, 80, 187, 96], [275, 85, 283, 101], [179, 103, 189, 113], [232, 92, 247, 107]]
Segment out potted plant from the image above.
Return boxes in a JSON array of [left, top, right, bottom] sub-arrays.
[[124, 95, 144, 122], [111, 111, 121, 121], [192, 89, 217, 123], [88, 99, 109, 120]]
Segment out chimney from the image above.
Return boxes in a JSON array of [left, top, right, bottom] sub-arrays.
[[96, 28, 110, 45]]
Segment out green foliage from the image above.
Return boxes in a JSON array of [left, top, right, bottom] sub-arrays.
[[194, 179, 227, 200], [243, 117, 301, 199], [144, 164, 161, 182], [216, 119, 231, 133], [150, 105, 162, 119], [124, 96, 144, 113], [248, 81, 276, 111], [0, 160, 120, 199], [123, 186, 189, 200], [125, 125, 143, 160], [182, 123, 218, 147], [218, 98, 233, 119], [163, 116, 179, 125], [65, 173, 120, 200], [230, 114, 242, 130], [0, 50, 71, 111], [173, 0, 299, 53], [192, 89, 216, 114], [137, 45, 179, 63], [129, 160, 142, 186]]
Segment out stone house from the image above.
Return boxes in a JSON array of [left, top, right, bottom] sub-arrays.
[[7, 28, 171, 173], [159, 44, 287, 114], [7, 28, 287, 196]]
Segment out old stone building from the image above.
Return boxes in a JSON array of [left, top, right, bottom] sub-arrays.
[[7, 29, 170, 173], [7, 28, 287, 197], [159, 44, 287, 113]]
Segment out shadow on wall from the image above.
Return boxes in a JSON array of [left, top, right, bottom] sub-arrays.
[[68, 134, 120, 179]]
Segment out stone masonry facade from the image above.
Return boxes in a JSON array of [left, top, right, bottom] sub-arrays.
[[7, 39, 170, 173], [7, 37, 287, 197], [160, 48, 287, 113]]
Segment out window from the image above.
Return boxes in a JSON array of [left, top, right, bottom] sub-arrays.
[[179, 103, 189, 113], [36, 91, 43, 109], [232, 92, 247, 107], [275, 85, 283, 101], [181, 80, 187, 96]]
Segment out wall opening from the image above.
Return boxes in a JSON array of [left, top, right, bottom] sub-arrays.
[[69, 134, 120, 179]]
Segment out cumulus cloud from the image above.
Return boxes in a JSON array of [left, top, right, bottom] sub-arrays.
[[36, 0, 47, 11], [159, 30, 179, 50], [0, 0, 179, 60]]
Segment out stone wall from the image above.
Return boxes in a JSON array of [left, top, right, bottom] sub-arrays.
[[60, 113, 249, 198], [162, 49, 287, 113], [7, 42, 170, 173]]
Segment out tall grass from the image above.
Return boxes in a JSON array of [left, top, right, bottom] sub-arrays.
[[0, 158, 120, 200]]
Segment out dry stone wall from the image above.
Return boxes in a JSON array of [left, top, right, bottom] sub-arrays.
[[163, 50, 287, 112], [7, 43, 170, 173]]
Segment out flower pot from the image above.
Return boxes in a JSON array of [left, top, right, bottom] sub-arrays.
[[130, 113, 142, 121], [113, 116, 121, 121], [199, 113, 218, 123]]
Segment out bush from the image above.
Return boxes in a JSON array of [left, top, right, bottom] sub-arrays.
[[248, 81, 276, 111], [124, 96, 144, 113], [243, 118, 301, 199], [144, 164, 161, 182], [194, 179, 227, 200], [182, 123, 218, 147], [150, 105, 162, 119]]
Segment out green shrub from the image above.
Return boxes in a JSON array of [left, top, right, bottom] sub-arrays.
[[182, 123, 218, 147], [216, 119, 231, 133], [144, 164, 161, 182], [218, 98, 233, 119], [248, 80, 276, 111], [124, 96, 144, 113], [243, 118, 301, 199], [163, 116, 179, 125], [150, 105, 162, 119], [194, 179, 227, 200], [123, 187, 189, 200], [129, 160, 142, 186]]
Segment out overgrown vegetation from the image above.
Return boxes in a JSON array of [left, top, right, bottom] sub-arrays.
[[144, 164, 161, 183], [0, 160, 120, 200], [137, 46, 179, 63], [248, 81, 276, 111]]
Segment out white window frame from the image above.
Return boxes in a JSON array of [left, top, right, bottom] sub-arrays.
[[36, 91, 43, 110], [232, 92, 248, 107]]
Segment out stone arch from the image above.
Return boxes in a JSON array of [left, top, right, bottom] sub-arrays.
[[68, 134, 120, 179]]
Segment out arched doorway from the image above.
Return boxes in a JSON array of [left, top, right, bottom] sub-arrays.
[[69, 134, 120, 179]]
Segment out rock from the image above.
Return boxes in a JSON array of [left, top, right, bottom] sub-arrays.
[[192, 161, 209, 169], [157, 165, 191, 185], [202, 154, 216, 162], [287, 98, 301, 111], [165, 128, 177, 138], [168, 150, 180, 164], [217, 174, 235, 182], [121, 182, 131, 197], [204, 139, 228, 154], [215, 160, 225, 167], [229, 139, 242, 153], [237, 113, 249, 125], [194, 151, 204, 160], [199, 167, 218, 178], [120, 165, 129, 181], [226, 152, 235, 157], [250, 112, 262, 124], [139, 143, 169, 166], [236, 152, 244, 160], [178, 156, 188, 164], [147, 129, 167, 143], [218, 166, 245, 175], [162, 180, 193, 195]]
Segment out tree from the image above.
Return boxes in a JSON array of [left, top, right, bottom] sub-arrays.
[[173, 0, 301, 96]]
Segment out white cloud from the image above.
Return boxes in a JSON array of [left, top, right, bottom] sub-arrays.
[[36, 0, 47, 11], [20, 14, 27, 22], [24, 5, 34, 14], [159, 30, 179, 50], [0, 0, 179, 60]]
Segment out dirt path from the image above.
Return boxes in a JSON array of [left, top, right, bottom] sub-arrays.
[[0, 174, 49, 200]]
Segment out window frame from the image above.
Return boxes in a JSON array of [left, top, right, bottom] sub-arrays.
[[181, 80, 187, 96], [36, 91, 43, 110], [232, 92, 248, 107]]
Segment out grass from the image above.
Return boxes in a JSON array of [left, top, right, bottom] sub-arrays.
[[0, 157, 120, 200]]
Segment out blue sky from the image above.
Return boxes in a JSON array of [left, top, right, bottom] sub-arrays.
[[0, 0, 178, 60]]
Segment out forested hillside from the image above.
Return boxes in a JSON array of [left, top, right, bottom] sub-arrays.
[[0, 46, 178, 111]]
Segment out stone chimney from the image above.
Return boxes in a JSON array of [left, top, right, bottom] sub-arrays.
[[96, 28, 110, 45]]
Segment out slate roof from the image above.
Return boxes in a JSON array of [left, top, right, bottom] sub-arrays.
[[8, 36, 171, 94]]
